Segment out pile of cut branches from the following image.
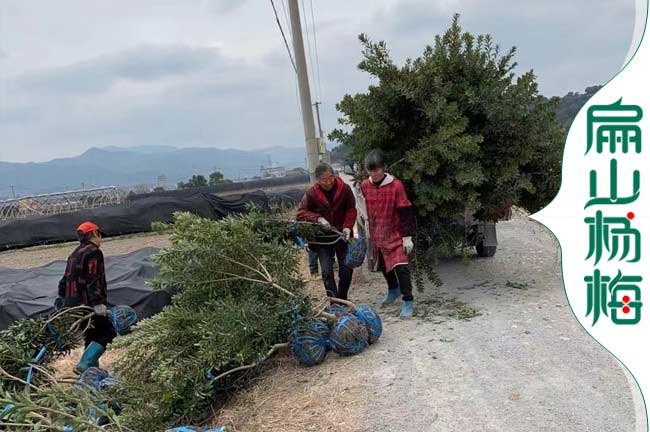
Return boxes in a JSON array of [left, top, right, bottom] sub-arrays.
[[110, 211, 312, 431], [1, 211, 326, 431]]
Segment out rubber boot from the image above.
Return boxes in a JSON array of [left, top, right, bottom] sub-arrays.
[[400, 301, 414, 319], [74, 342, 105, 375], [381, 287, 401, 306]]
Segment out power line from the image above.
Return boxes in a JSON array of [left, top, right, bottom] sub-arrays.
[[280, 0, 292, 47], [269, 0, 297, 74], [300, 0, 317, 101], [309, 0, 324, 106]]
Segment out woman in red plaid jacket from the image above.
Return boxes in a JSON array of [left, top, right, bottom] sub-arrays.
[[361, 150, 415, 319]]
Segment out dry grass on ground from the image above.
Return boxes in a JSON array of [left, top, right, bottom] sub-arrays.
[[213, 353, 365, 432], [211, 258, 368, 432]]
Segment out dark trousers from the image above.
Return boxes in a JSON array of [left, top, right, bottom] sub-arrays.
[[308, 249, 319, 274], [314, 242, 353, 299], [84, 315, 117, 348], [378, 253, 414, 301]]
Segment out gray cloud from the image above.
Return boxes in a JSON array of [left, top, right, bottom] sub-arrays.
[[372, 0, 634, 96], [12, 45, 221, 95], [0, 0, 637, 163], [202, 0, 248, 14]]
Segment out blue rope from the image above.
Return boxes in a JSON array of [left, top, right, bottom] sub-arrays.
[[0, 404, 14, 419], [25, 345, 47, 387], [46, 322, 63, 351], [290, 320, 330, 366], [356, 304, 383, 344], [330, 315, 368, 356]]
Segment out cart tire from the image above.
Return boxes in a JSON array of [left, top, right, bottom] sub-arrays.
[[476, 242, 497, 257]]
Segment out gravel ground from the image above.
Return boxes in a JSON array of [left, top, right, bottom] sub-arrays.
[[352, 217, 646, 432], [216, 216, 646, 432]]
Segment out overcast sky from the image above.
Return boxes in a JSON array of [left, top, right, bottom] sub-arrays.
[[0, 0, 636, 162]]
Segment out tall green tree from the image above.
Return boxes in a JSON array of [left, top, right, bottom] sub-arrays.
[[331, 14, 563, 232]]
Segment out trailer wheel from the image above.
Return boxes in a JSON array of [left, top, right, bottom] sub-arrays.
[[476, 242, 497, 257]]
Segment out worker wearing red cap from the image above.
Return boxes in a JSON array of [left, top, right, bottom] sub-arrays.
[[56, 221, 116, 374]]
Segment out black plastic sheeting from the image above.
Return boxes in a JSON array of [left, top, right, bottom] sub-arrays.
[[0, 247, 170, 330], [127, 173, 309, 201], [0, 191, 270, 251]]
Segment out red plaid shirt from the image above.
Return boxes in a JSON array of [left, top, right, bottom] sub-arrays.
[[58, 242, 108, 307], [361, 174, 413, 271]]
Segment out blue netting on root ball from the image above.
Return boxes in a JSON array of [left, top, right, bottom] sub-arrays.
[[289, 320, 331, 366], [355, 304, 382, 344], [330, 315, 368, 356], [328, 304, 355, 318], [79, 367, 110, 392], [110, 305, 138, 335], [344, 236, 367, 268]]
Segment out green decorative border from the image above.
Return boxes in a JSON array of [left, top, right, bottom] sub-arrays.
[[531, 0, 649, 429]]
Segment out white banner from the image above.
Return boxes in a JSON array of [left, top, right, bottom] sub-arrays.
[[532, 0, 650, 428]]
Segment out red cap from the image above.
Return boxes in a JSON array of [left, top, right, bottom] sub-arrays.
[[77, 221, 100, 234]]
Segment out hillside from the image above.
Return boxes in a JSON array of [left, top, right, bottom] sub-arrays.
[[0, 145, 307, 199]]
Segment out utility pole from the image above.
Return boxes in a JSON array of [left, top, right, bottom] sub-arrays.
[[313, 101, 331, 163], [313, 101, 324, 141], [288, 0, 319, 182]]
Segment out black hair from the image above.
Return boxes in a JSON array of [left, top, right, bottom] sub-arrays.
[[77, 231, 91, 243], [364, 149, 386, 170], [77, 230, 99, 244], [315, 163, 334, 179]]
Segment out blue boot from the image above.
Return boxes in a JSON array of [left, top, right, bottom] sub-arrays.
[[382, 287, 401, 306], [400, 301, 414, 319], [74, 342, 105, 375]]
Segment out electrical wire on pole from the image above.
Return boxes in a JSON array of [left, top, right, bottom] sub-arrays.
[[269, 0, 297, 74], [309, 0, 324, 105], [300, 0, 318, 102]]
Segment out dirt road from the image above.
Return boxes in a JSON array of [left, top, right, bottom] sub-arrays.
[[217, 216, 646, 431], [349, 217, 646, 432], [3, 216, 645, 431]]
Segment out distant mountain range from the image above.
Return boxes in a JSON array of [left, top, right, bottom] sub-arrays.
[[0, 145, 307, 199]]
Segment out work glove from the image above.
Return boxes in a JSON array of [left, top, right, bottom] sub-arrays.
[[402, 237, 414, 254], [317, 217, 331, 229], [93, 304, 109, 317], [342, 228, 352, 241]]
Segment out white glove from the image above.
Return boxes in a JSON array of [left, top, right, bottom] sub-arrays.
[[93, 304, 109, 317], [342, 228, 352, 241], [402, 237, 414, 254], [317, 217, 331, 229]]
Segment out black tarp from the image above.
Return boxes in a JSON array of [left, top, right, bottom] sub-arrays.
[[0, 247, 170, 330], [266, 188, 306, 209], [0, 191, 269, 251], [127, 173, 309, 201]]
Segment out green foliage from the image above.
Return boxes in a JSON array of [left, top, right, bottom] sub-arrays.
[[554, 85, 602, 130], [177, 174, 208, 189], [0, 309, 123, 430], [111, 211, 309, 431], [1, 371, 124, 431], [0, 308, 88, 390], [208, 171, 232, 187], [177, 171, 232, 189], [330, 15, 565, 283]]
